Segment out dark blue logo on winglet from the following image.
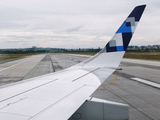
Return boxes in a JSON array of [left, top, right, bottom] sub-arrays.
[[106, 5, 146, 53]]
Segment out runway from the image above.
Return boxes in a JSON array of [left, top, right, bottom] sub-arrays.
[[0, 53, 160, 120]]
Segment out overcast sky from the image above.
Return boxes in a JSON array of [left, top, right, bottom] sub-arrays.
[[0, 0, 160, 49]]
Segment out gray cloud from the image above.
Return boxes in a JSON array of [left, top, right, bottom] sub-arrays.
[[0, 0, 160, 48]]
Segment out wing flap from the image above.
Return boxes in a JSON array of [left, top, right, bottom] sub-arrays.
[[0, 78, 57, 102], [31, 85, 96, 120], [0, 83, 97, 120], [0, 70, 100, 120]]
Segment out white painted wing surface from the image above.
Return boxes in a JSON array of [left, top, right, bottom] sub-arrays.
[[0, 5, 146, 120], [0, 68, 113, 120]]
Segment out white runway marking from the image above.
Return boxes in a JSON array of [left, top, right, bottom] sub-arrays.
[[131, 77, 160, 89], [74, 59, 79, 62]]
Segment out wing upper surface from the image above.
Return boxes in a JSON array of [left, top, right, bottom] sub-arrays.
[[0, 67, 113, 120], [0, 5, 146, 120]]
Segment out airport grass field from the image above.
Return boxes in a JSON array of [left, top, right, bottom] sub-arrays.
[[69, 51, 160, 60], [124, 52, 160, 60], [0, 54, 37, 61], [0, 52, 160, 61]]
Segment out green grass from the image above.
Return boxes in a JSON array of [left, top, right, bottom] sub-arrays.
[[0, 54, 39, 61], [67, 51, 160, 60], [124, 52, 160, 60], [1, 52, 160, 62], [0, 52, 97, 62]]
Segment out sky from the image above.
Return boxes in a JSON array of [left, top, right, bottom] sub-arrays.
[[0, 0, 160, 49]]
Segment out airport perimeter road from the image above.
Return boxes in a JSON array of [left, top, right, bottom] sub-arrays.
[[0, 54, 160, 120]]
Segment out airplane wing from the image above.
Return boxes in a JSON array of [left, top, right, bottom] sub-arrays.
[[0, 5, 146, 120]]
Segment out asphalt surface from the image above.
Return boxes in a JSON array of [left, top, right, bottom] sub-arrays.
[[0, 53, 160, 120], [0, 54, 45, 86]]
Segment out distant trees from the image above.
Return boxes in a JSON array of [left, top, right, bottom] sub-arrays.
[[0, 49, 46, 54], [1, 45, 160, 54]]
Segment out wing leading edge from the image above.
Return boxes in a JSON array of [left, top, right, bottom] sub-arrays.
[[0, 5, 146, 120]]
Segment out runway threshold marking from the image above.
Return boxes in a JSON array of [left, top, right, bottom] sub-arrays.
[[98, 74, 117, 89], [131, 77, 160, 89]]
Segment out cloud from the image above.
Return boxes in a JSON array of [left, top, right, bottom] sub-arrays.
[[0, 0, 160, 48]]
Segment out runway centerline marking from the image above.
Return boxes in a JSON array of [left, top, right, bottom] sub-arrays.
[[98, 74, 117, 89]]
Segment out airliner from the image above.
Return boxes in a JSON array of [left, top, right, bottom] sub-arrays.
[[0, 5, 146, 120]]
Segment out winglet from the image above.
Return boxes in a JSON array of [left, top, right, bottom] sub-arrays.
[[72, 5, 146, 69], [106, 5, 146, 52], [128, 5, 146, 22]]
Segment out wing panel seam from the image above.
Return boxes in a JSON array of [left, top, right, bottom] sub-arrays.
[[29, 85, 94, 119], [0, 79, 58, 103], [72, 68, 100, 82]]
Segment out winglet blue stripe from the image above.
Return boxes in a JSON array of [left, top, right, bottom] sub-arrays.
[[116, 23, 132, 33], [105, 5, 146, 53]]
